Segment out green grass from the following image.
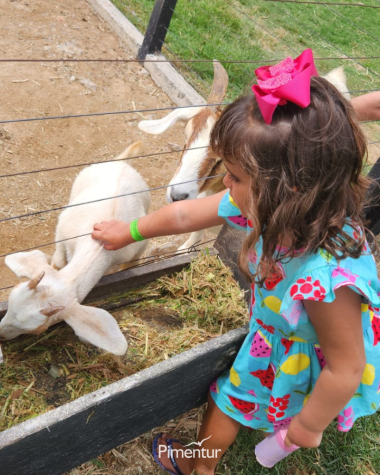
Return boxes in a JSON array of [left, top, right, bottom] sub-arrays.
[[110, 1, 380, 473], [220, 414, 380, 474], [112, 0, 380, 102]]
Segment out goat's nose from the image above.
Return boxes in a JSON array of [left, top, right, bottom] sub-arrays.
[[171, 193, 189, 202]]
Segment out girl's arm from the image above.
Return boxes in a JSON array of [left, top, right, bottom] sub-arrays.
[[286, 286, 366, 448], [92, 190, 227, 250], [351, 91, 380, 121]]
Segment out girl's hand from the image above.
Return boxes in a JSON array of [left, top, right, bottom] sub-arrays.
[[92, 220, 130, 250], [285, 414, 323, 449]]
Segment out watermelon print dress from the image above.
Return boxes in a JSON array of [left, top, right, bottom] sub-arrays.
[[210, 191, 380, 433]]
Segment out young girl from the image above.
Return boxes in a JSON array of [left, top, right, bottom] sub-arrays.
[[92, 49, 380, 475]]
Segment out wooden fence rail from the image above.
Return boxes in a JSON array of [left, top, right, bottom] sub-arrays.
[[0, 325, 248, 475]]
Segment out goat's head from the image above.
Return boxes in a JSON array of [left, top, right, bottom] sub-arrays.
[[139, 60, 228, 202], [1, 250, 127, 355], [1, 273, 64, 340], [1, 251, 64, 340]]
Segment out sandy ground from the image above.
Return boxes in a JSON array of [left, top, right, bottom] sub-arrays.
[[1, 0, 379, 300], [0, 3, 210, 472], [0, 0, 193, 302]]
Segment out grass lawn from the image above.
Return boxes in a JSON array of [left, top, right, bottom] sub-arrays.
[[221, 414, 380, 474], [112, 0, 380, 100], [110, 1, 380, 474]]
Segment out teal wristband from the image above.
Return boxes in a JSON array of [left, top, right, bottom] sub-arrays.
[[130, 219, 145, 242]]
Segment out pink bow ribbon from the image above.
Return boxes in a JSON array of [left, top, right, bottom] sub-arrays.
[[252, 49, 318, 124]]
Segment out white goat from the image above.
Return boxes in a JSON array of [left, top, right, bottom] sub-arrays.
[[138, 62, 351, 250], [0, 143, 150, 355]]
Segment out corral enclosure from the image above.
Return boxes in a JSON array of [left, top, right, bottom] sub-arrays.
[[0, 2, 246, 474], [0, 0, 193, 297], [1, 1, 380, 475]]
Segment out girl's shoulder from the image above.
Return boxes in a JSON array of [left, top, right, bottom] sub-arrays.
[[218, 191, 250, 231], [279, 229, 380, 326], [293, 222, 373, 276]]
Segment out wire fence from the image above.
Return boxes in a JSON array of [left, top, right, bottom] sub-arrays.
[[0, 237, 217, 294], [1, 0, 380, 299], [1, 99, 380, 125], [0, 237, 216, 292], [0, 174, 225, 223]]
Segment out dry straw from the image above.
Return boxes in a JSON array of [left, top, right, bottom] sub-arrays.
[[0, 253, 247, 433]]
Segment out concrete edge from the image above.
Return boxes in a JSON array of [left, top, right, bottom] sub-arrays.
[[87, 0, 206, 107]]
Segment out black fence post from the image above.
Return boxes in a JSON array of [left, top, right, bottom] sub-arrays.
[[138, 0, 178, 60], [365, 156, 380, 235]]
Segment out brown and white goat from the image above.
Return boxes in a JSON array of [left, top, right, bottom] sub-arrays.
[[139, 60, 228, 250]]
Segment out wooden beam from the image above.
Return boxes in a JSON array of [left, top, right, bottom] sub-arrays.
[[0, 325, 248, 475], [0, 228, 249, 475], [214, 224, 250, 304]]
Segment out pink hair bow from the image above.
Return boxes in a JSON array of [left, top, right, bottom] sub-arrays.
[[252, 49, 318, 124]]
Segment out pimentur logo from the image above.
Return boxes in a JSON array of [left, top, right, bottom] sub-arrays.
[[158, 435, 221, 459]]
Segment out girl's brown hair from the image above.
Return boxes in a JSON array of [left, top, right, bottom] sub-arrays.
[[211, 76, 370, 285]]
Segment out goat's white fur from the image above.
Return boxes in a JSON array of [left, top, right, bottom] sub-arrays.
[[140, 110, 221, 250], [138, 107, 204, 136], [1, 144, 150, 355], [323, 67, 351, 100]]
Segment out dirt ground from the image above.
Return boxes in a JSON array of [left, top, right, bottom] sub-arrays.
[[0, 2, 211, 473], [0, 0, 191, 301], [1, 0, 380, 300]]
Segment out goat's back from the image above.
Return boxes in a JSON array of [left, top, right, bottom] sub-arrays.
[[57, 161, 150, 239]]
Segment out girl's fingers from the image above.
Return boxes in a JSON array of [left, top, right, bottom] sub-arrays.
[[92, 230, 105, 240]]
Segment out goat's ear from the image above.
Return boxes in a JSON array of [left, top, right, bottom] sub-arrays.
[[323, 66, 350, 100], [5, 250, 51, 279], [63, 303, 128, 355], [138, 106, 205, 135], [119, 141, 141, 159]]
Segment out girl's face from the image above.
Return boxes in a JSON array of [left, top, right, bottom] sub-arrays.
[[223, 161, 251, 216]]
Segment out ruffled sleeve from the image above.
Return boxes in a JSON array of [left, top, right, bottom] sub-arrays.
[[279, 253, 380, 328], [218, 191, 249, 231]]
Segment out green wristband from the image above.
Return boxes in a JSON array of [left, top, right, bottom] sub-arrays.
[[130, 219, 145, 242]]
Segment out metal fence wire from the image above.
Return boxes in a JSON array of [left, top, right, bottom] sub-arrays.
[[1, 0, 380, 292]]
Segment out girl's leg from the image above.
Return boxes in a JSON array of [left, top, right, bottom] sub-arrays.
[[191, 392, 241, 475], [156, 392, 240, 475]]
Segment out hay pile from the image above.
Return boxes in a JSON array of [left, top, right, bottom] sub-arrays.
[[0, 252, 247, 432]]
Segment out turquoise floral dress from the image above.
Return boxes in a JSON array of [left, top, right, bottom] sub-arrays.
[[210, 192, 380, 432]]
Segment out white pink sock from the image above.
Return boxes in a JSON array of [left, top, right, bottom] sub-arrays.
[[255, 426, 299, 468]]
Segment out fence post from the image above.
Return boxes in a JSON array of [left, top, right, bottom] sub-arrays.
[[138, 0, 178, 60], [365, 156, 380, 235]]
